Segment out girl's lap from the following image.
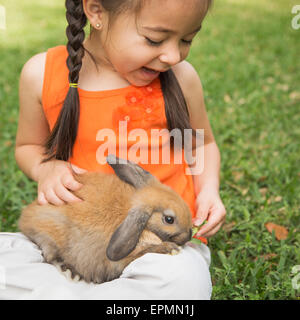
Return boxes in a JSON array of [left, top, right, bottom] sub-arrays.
[[0, 232, 212, 300]]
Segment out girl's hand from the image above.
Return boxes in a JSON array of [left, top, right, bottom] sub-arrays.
[[193, 186, 226, 238], [35, 160, 87, 206]]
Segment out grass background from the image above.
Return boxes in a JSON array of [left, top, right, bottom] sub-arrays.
[[0, 0, 299, 299]]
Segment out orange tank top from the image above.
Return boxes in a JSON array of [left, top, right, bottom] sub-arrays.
[[42, 45, 206, 244]]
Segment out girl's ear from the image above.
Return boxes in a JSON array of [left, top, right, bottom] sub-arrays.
[[82, 0, 104, 28]]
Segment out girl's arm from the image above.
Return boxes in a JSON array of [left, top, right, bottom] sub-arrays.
[[16, 53, 50, 181], [16, 53, 84, 205], [190, 141, 220, 196], [173, 61, 226, 238]]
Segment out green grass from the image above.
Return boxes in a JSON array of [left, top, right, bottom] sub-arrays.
[[0, 0, 299, 300]]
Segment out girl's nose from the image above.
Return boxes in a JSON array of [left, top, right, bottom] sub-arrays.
[[159, 46, 182, 67]]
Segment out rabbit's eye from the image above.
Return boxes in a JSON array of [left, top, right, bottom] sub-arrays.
[[164, 215, 175, 224]]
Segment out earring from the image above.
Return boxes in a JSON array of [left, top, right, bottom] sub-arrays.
[[95, 23, 102, 29]]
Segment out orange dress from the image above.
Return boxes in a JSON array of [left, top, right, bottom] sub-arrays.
[[42, 45, 207, 244]]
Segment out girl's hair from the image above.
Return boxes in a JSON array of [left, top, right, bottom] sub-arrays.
[[43, 0, 213, 162]]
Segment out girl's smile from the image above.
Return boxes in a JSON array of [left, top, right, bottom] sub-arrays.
[[140, 66, 161, 81]]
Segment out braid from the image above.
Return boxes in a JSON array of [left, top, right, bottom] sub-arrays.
[[43, 0, 87, 162], [66, 0, 87, 84]]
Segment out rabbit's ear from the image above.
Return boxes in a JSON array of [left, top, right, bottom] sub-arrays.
[[106, 207, 151, 261], [106, 154, 154, 189]]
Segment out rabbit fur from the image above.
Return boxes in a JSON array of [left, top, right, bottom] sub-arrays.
[[19, 155, 193, 284]]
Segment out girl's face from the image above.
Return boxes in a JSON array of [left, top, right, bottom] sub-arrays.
[[89, 0, 208, 86]]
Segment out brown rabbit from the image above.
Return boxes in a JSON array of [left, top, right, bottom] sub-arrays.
[[19, 155, 193, 284]]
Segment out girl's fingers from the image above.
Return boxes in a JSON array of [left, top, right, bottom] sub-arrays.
[[61, 175, 82, 191], [200, 221, 224, 238], [193, 214, 207, 227], [37, 192, 48, 205], [44, 189, 65, 206], [193, 204, 210, 226], [196, 208, 226, 237], [70, 164, 87, 174], [55, 184, 82, 203]]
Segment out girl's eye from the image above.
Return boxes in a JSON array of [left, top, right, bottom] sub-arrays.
[[145, 37, 163, 46], [145, 37, 193, 46], [182, 39, 193, 45]]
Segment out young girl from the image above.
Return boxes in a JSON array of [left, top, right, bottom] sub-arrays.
[[3, 0, 226, 299]]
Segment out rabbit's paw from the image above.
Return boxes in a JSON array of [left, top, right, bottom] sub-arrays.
[[62, 268, 82, 282], [54, 261, 82, 282], [137, 241, 180, 257], [150, 242, 181, 255], [41, 244, 59, 263], [170, 248, 181, 255], [163, 242, 181, 255]]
